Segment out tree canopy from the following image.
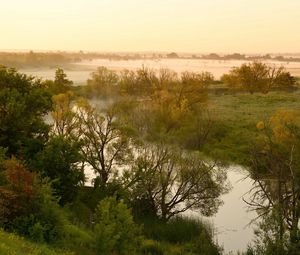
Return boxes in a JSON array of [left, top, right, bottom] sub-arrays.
[[0, 67, 51, 158]]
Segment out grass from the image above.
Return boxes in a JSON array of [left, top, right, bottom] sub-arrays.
[[141, 217, 212, 244], [0, 229, 73, 255], [139, 217, 220, 255], [203, 91, 300, 165]]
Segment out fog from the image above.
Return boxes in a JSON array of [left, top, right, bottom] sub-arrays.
[[22, 58, 300, 86]]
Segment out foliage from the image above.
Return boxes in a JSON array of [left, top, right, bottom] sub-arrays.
[[94, 196, 142, 255], [140, 217, 221, 255], [142, 216, 213, 244], [0, 156, 92, 253], [0, 229, 73, 255], [0, 157, 38, 225], [124, 144, 229, 221], [0, 51, 72, 69], [43, 68, 73, 95], [0, 66, 51, 157], [141, 240, 165, 255], [33, 135, 84, 205], [51, 92, 77, 136], [202, 92, 300, 164], [4, 175, 65, 242], [221, 61, 296, 94], [245, 109, 300, 254], [87, 66, 119, 97], [76, 100, 132, 187]]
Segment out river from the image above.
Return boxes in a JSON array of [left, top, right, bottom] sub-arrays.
[[85, 163, 255, 254], [27, 58, 274, 254]]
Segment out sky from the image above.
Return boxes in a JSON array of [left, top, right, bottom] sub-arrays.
[[0, 0, 300, 53]]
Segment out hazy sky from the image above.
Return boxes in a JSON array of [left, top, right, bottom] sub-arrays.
[[1, 0, 300, 53]]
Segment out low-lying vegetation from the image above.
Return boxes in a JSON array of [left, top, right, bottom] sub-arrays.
[[0, 61, 299, 255]]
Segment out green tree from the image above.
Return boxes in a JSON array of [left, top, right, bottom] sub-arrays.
[[44, 68, 73, 95], [221, 61, 295, 94], [54, 68, 73, 88], [94, 197, 142, 255], [33, 136, 84, 205], [0, 67, 51, 158]]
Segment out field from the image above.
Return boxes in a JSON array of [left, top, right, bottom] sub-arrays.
[[204, 90, 300, 164]]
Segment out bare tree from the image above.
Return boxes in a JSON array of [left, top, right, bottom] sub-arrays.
[[76, 100, 131, 186], [244, 111, 300, 252], [51, 92, 77, 137], [124, 144, 229, 221]]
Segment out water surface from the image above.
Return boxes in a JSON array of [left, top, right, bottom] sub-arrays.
[[22, 58, 300, 86]]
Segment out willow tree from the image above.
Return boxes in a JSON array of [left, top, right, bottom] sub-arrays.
[[124, 144, 229, 221], [75, 100, 132, 187], [245, 110, 300, 254]]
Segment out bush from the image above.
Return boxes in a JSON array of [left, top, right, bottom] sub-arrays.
[[0, 158, 39, 226], [94, 197, 142, 255], [59, 224, 94, 253], [141, 240, 164, 255], [9, 181, 94, 253], [142, 217, 208, 243], [8, 182, 68, 243], [0, 229, 73, 255]]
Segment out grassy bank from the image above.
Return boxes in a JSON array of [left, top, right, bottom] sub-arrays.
[[204, 90, 300, 164], [0, 230, 73, 255]]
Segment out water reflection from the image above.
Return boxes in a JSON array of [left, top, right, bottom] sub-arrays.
[[85, 164, 256, 253], [208, 166, 255, 254]]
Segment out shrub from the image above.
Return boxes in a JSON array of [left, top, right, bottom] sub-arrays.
[[0, 158, 39, 226], [142, 217, 208, 243], [94, 196, 142, 255], [141, 240, 164, 255], [142, 217, 221, 255], [8, 182, 68, 243]]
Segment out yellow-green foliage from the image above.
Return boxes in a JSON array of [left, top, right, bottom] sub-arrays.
[[0, 229, 73, 255]]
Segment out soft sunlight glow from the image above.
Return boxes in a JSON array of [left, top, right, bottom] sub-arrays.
[[1, 0, 300, 53]]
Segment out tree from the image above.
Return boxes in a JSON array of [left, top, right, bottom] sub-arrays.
[[181, 109, 215, 150], [245, 110, 300, 254], [51, 92, 77, 137], [87, 66, 119, 97], [178, 71, 213, 107], [44, 68, 73, 95], [126, 70, 213, 140], [0, 157, 74, 243], [33, 136, 84, 205], [0, 157, 38, 226], [124, 144, 229, 221], [0, 67, 51, 158], [76, 100, 131, 187], [54, 68, 73, 89], [167, 52, 179, 58], [120, 66, 159, 95], [221, 61, 295, 94], [94, 197, 142, 255]]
